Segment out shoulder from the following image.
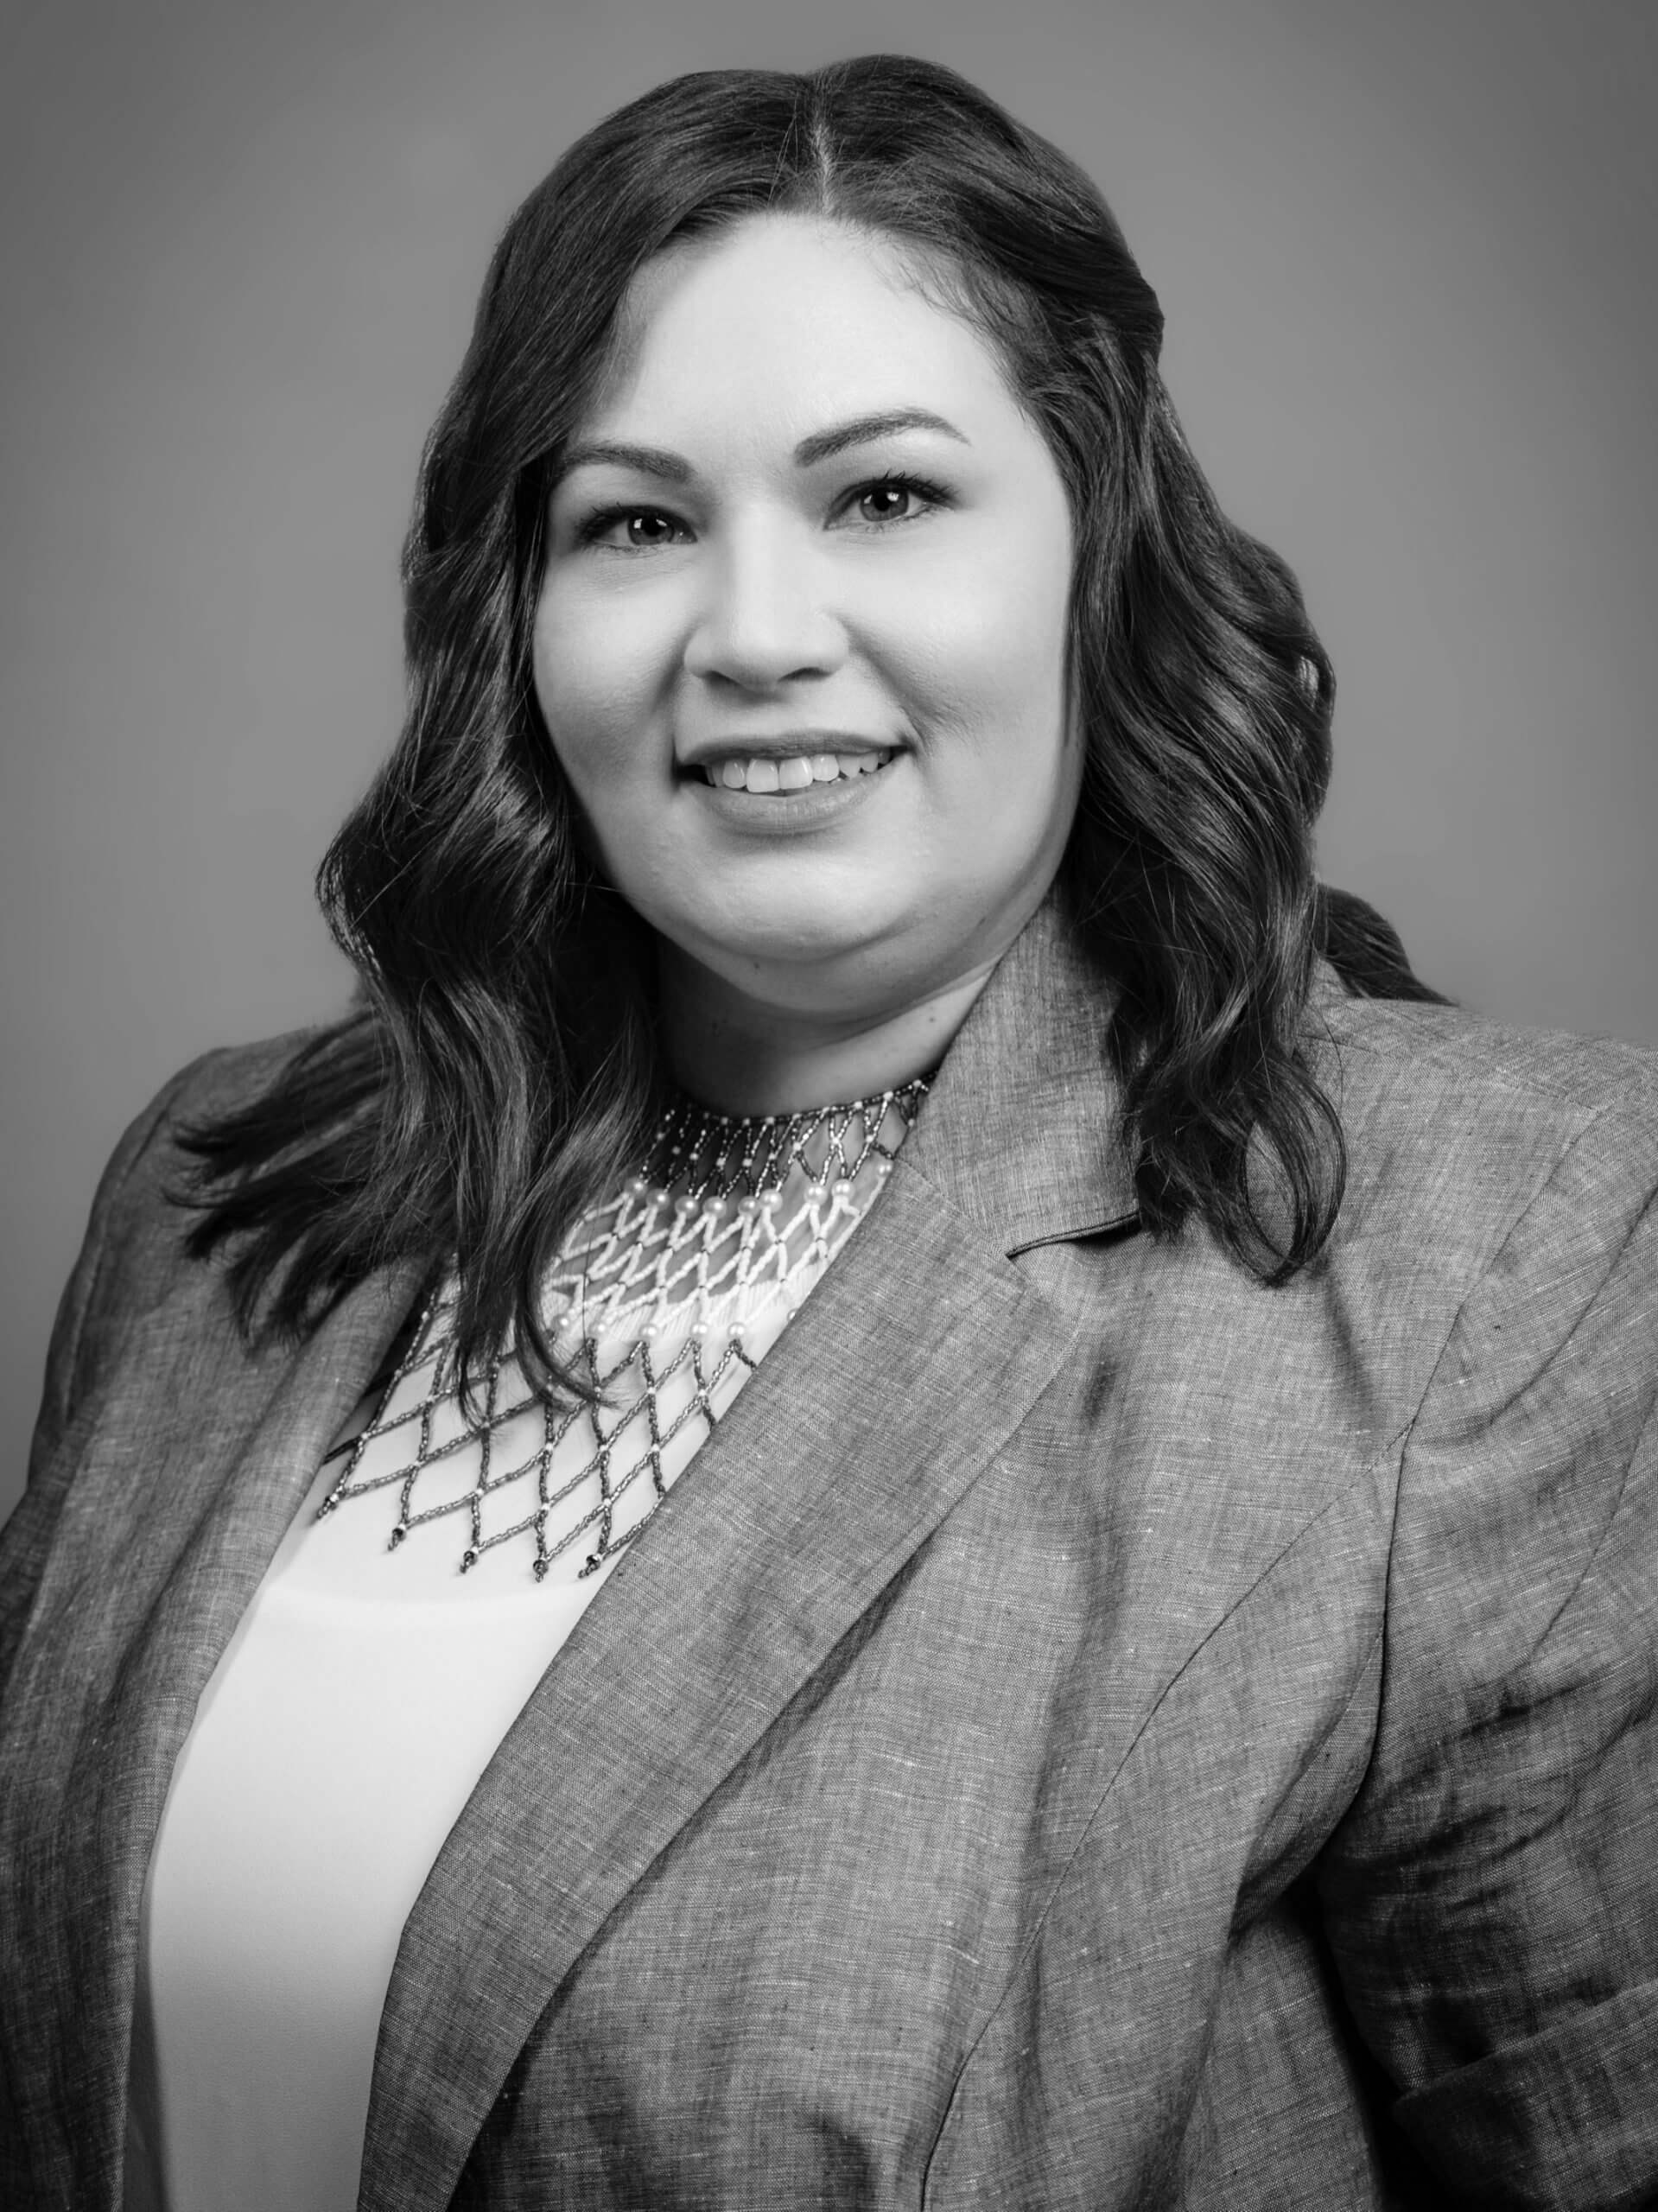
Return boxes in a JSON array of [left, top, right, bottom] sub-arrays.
[[7, 1026, 331, 1632], [62, 1026, 333, 1337], [159, 1026, 325, 1123], [1309, 981, 1658, 1274], [98, 1027, 325, 1218], [1312, 985, 1658, 1418], [1316, 976, 1658, 1127], [1275, 984, 1658, 1478]]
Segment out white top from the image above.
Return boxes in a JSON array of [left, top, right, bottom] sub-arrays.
[[124, 1108, 913, 2212], [124, 1484, 611, 2212]]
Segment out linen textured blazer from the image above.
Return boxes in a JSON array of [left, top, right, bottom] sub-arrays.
[[4, 902, 1658, 2211]]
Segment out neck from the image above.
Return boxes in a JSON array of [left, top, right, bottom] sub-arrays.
[[657, 949, 1001, 1116]]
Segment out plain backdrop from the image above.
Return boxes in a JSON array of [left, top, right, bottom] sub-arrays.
[[3, 0, 1655, 1520]]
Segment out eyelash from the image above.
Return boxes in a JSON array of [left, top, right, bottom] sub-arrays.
[[573, 472, 952, 550]]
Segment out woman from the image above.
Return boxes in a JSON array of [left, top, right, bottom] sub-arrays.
[[3, 52, 1655, 2212]]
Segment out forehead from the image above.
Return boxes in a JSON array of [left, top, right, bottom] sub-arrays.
[[578, 213, 1020, 442]]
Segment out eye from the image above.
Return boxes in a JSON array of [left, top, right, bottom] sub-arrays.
[[842, 474, 949, 528], [575, 505, 691, 552], [569, 472, 950, 551]]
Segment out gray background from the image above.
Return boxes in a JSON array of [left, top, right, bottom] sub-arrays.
[[4, 0, 1654, 1520]]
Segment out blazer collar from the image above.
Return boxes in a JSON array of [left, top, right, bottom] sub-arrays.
[[898, 887, 1137, 1255]]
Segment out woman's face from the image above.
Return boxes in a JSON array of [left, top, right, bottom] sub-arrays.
[[533, 213, 1081, 1031]]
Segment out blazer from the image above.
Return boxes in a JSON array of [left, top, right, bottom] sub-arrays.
[[4, 899, 1658, 2211]]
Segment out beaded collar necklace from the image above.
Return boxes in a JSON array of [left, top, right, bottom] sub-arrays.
[[314, 1077, 930, 1581], [648, 1078, 929, 1201]]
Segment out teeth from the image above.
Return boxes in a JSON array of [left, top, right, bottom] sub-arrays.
[[704, 748, 893, 793]]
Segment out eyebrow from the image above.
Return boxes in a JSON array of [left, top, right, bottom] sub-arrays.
[[551, 408, 969, 489]]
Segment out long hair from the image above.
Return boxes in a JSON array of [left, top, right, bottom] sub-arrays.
[[182, 54, 1445, 1389]]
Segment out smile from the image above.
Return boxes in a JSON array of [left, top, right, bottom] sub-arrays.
[[699, 748, 895, 794]]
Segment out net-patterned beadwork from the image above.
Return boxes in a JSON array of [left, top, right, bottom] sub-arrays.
[[315, 1079, 930, 1582]]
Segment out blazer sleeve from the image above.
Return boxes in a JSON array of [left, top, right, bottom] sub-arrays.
[[0, 1054, 220, 1707], [1317, 1067, 1658, 2209]]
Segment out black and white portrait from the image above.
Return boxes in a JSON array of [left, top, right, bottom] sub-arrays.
[[3, 5, 1655, 2207]]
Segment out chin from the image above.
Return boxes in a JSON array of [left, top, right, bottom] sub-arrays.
[[677, 896, 912, 984], [719, 910, 890, 969]]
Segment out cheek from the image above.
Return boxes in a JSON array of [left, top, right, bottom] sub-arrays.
[[531, 588, 664, 794], [898, 548, 1072, 774]]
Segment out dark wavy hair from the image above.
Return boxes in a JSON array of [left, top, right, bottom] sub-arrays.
[[182, 53, 1444, 1392]]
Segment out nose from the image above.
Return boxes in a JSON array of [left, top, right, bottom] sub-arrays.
[[681, 518, 846, 691]]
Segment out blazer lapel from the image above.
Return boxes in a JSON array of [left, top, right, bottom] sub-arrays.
[[1, 1254, 422, 2210], [362, 898, 1135, 2211]]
